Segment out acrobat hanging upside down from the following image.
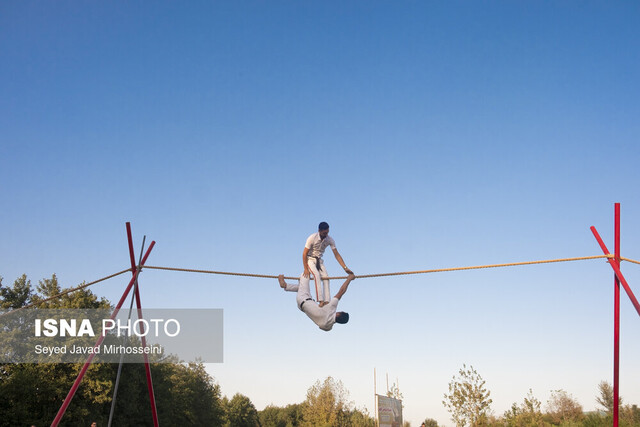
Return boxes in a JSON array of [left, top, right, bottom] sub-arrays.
[[278, 273, 355, 331]]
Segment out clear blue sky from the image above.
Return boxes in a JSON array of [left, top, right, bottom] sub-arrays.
[[2, 1, 640, 425]]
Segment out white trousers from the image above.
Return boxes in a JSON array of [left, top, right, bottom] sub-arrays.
[[307, 257, 330, 303]]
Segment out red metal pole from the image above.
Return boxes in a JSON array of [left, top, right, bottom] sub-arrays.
[[614, 204, 620, 427], [125, 225, 160, 427], [134, 283, 160, 427], [590, 226, 640, 316], [126, 222, 137, 273], [126, 225, 159, 426], [50, 241, 155, 427]]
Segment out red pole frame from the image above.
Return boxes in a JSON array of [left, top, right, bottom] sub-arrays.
[[125, 225, 160, 427], [51, 224, 156, 427], [592, 205, 640, 427]]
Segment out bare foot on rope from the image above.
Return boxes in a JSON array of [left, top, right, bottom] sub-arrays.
[[278, 274, 287, 289]]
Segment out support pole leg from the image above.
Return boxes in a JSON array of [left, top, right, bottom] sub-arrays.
[[125, 225, 160, 427], [134, 284, 160, 427], [614, 204, 620, 427]]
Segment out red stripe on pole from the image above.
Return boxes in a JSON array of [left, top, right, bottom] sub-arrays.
[[51, 241, 155, 427]]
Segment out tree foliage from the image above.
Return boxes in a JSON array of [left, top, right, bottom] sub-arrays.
[[0, 275, 33, 309], [259, 403, 304, 427], [387, 381, 404, 408], [302, 376, 352, 426], [0, 274, 224, 426], [595, 381, 620, 415], [443, 364, 493, 427], [222, 392, 259, 427], [503, 389, 545, 427], [5, 275, 640, 427], [1, 272, 375, 427], [546, 389, 583, 425]]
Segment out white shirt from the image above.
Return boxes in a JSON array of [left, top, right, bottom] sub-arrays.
[[285, 276, 339, 331], [305, 232, 336, 259]]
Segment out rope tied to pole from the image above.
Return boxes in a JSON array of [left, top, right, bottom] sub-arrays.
[[3, 254, 638, 319], [142, 254, 619, 280]]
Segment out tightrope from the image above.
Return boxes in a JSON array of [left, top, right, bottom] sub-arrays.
[[4, 254, 639, 318], [621, 257, 640, 265], [0, 268, 130, 318], [143, 254, 617, 280]]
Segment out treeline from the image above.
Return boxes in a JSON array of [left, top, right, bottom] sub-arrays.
[[437, 364, 640, 427], [0, 274, 374, 426], [1, 361, 223, 426], [3, 275, 639, 426]]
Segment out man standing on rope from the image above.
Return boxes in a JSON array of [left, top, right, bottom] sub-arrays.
[[278, 273, 354, 331], [303, 222, 353, 307]]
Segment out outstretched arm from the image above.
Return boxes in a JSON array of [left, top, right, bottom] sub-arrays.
[[334, 274, 355, 300], [332, 248, 353, 275]]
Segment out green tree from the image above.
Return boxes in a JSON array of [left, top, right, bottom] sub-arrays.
[[302, 376, 353, 427], [222, 392, 259, 426], [387, 381, 404, 407], [621, 404, 640, 427], [161, 361, 224, 425], [503, 389, 546, 427], [590, 381, 640, 427], [348, 407, 376, 427], [0, 274, 225, 426], [442, 364, 493, 427], [422, 417, 439, 426], [260, 404, 290, 427], [222, 392, 259, 427], [545, 389, 583, 425], [0, 275, 33, 309], [0, 275, 115, 425], [259, 403, 304, 427], [582, 411, 610, 427], [30, 274, 110, 310], [596, 381, 621, 415]]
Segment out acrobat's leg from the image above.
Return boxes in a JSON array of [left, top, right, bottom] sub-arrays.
[[307, 257, 322, 302], [319, 259, 330, 306]]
